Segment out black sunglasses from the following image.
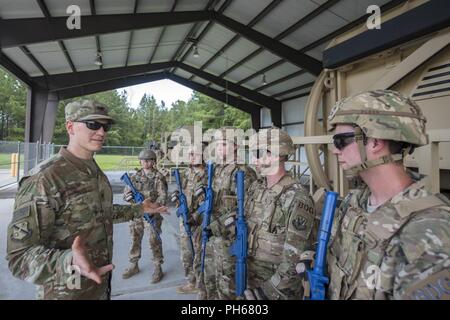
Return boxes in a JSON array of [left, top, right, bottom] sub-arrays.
[[332, 132, 356, 150], [77, 121, 112, 132]]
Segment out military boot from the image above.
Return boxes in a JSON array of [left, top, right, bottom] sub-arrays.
[[122, 262, 139, 279], [176, 281, 199, 294], [151, 264, 163, 284]]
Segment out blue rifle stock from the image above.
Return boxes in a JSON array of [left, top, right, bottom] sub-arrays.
[[229, 170, 247, 297], [306, 190, 339, 300], [198, 161, 214, 273], [120, 172, 161, 242], [173, 168, 194, 261]]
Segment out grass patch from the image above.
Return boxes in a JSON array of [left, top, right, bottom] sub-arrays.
[[0, 153, 16, 170], [94, 154, 140, 171], [0, 153, 141, 172]]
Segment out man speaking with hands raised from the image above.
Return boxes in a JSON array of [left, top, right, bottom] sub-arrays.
[[6, 100, 168, 300]]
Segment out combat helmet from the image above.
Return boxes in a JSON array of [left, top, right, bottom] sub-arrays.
[[138, 149, 157, 160], [328, 89, 428, 176], [249, 127, 295, 158]]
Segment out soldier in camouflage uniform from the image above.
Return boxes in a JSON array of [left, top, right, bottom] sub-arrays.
[[175, 144, 207, 294], [122, 149, 168, 284], [239, 128, 316, 300], [203, 127, 257, 300], [323, 90, 450, 300], [6, 100, 168, 299]]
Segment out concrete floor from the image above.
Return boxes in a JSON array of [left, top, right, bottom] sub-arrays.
[[0, 172, 197, 300]]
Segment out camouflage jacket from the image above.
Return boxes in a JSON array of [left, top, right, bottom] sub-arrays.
[[208, 163, 257, 239], [6, 147, 143, 300], [244, 175, 316, 300], [327, 174, 450, 300], [182, 165, 207, 227], [124, 168, 167, 205]]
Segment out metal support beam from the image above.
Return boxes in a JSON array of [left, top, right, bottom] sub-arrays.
[[24, 87, 52, 173], [58, 41, 76, 72], [0, 51, 33, 87], [51, 71, 262, 128], [0, 11, 213, 48], [168, 74, 261, 116], [214, 1, 340, 80], [323, 0, 450, 69], [42, 92, 59, 143], [170, 0, 213, 63], [124, 0, 140, 66], [177, 62, 280, 109], [214, 13, 322, 75], [270, 106, 282, 128], [25, 88, 48, 143], [197, 0, 282, 75], [19, 46, 48, 76], [24, 89, 59, 144], [148, 0, 179, 64], [33, 61, 173, 91], [234, 0, 407, 86], [56, 72, 167, 100], [36, 0, 77, 72], [177, 0, 233, 65], [89, 0, 103, 70], [251, 110, 261, 130], [33, 61, 280, 111]]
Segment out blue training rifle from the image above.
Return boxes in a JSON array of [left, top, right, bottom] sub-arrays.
[[121, 172, 161, 242]]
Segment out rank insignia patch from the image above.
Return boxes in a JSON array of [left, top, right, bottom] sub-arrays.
[[11, 221, 32, 241]]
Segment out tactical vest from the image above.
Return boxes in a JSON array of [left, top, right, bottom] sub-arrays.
[[208, 164, 243, 239], [213, 164, 241, 214], [246, 175, 297, 263], [328, 189, 450, 300], [132, 169, 159, 202], [184, 166, 206, 209]]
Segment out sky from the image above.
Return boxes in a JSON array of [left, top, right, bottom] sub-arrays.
[[118, 79, 193, 109]]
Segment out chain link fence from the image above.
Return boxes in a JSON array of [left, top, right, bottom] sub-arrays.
[[0, 141, 146, 188]]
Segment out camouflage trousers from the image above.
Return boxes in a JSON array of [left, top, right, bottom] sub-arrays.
[[128, 216, 163, 265], [203, 237, 236, 300], [179, 221, 202, 287]]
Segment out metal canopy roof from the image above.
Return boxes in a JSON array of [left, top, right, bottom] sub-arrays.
[[0, 0, 406, 116]]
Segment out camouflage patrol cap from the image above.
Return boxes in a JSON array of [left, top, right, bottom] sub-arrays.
[[249, 127, 295, 157], [138, 149, 157, 160], [65, 100, 115, 123], [328, 90, 428, 146]]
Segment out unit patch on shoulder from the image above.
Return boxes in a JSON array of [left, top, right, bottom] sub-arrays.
[[11, 221, 32, 241], [292, 215, 308, 231]]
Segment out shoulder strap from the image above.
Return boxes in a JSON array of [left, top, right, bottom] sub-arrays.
[[271, 175, 297, 198]]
